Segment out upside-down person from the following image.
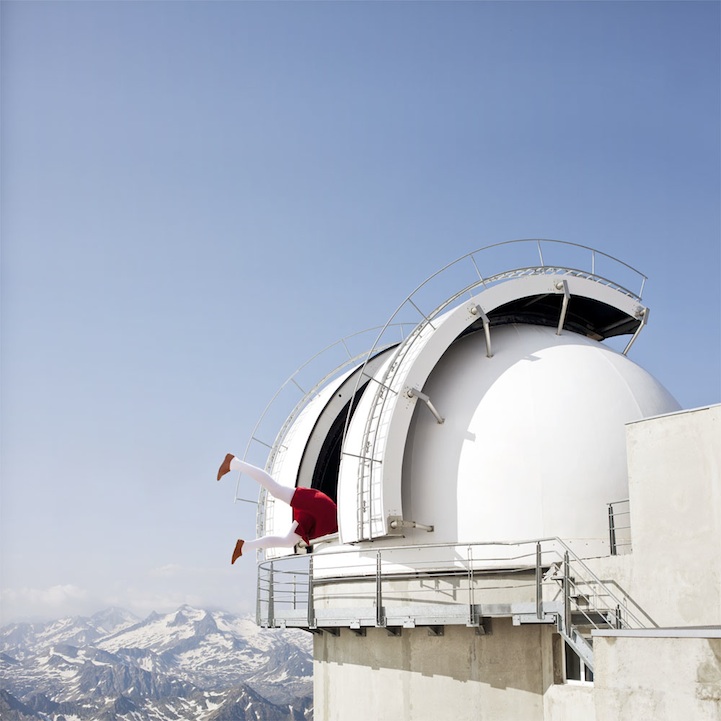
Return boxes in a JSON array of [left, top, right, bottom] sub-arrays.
[[217, 454, 338, 564]]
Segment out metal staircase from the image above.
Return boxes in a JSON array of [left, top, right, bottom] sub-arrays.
[[519, 541, 656, 672]]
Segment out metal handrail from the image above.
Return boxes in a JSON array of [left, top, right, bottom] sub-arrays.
[[255, 536, 656, 634], [608, 499, 632, 555]]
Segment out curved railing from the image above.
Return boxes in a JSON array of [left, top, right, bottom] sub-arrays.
[[256, 536, 656, 628], [339, 240, 647, 539]]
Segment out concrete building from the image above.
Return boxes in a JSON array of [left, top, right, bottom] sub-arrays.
[[239, 240, 720, 720]]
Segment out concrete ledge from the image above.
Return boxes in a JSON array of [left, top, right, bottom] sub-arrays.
[[593, 627, 721, 639]]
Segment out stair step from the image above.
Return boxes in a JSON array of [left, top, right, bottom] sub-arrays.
[[571, 611, 612, 625]]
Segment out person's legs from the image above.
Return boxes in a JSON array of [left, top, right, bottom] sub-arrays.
[[242, 528, 303, 553], [231, 521, 302, 563], [218, 454, 294, 505]]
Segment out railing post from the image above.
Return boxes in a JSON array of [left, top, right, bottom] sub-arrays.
[[468, 546, 476, 626], [608, 503, 617, 555], [256, 567, 261, 626], [307, 555, 315, 629], [376, 550, 385, 627], [535, 542, 543, 620], [563, 551, 571, 636], [268, 561, 275, 629]]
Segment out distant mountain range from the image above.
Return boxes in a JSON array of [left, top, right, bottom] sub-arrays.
[[0, 605, 313, 720]]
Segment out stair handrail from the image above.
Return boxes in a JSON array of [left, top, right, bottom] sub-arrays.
[[551, 537, 657, 629]]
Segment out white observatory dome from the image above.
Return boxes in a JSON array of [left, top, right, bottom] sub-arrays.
[[402, 323, 680, 550], [250, 241, 682, 561]]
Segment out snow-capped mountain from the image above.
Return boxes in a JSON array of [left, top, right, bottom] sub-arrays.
[[0, 607, 139, 661], [0, 606, 313, 721]]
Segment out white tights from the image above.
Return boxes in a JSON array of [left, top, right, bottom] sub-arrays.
[[231, 458, 303, 550], [242, 523, 302, 552], [230, 457, 294, 504]]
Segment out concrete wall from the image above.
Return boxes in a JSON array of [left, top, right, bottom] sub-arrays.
[[543, 684, 595, 721], [593, 632, 721, 721], [313, 620, 557, 721], [626, 404, 721, 626]]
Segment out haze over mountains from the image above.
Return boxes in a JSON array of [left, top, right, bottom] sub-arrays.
[[0, 605, 313, 720]]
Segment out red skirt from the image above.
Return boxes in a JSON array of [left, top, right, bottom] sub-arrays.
[[291, 487, 338, 545]]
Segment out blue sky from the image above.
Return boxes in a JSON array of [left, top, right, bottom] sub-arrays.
[[1, 1, 719, 624]]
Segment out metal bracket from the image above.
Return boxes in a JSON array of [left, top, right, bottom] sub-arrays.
[[470, 304, 493, 357], [555, 280, 571, 335], [405, 387, 444, 424], [513, 613, 557, 625], [466, 616, 491, 635], [389, 516, 434, 533], [623, 307, 649, 355]]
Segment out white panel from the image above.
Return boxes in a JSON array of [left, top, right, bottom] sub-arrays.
[[337, 355, 396, 543], [626, 404, 721, 626], [261, 371, 353, 559], [266, 348, 400, 550], [297, 346, 398, 491], [401, 324, 680, 556]]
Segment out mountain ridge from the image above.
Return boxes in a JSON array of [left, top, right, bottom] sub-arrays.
[[0, 605, 313, 721]]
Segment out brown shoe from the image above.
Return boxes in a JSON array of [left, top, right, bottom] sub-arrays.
[[217, 453, 235, 481], [231, 539, 245, 564]]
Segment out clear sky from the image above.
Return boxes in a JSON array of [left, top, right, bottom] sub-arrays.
[[1, 1, 719, 625]]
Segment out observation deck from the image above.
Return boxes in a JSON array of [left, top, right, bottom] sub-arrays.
[[255, 535, 656, 673]]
